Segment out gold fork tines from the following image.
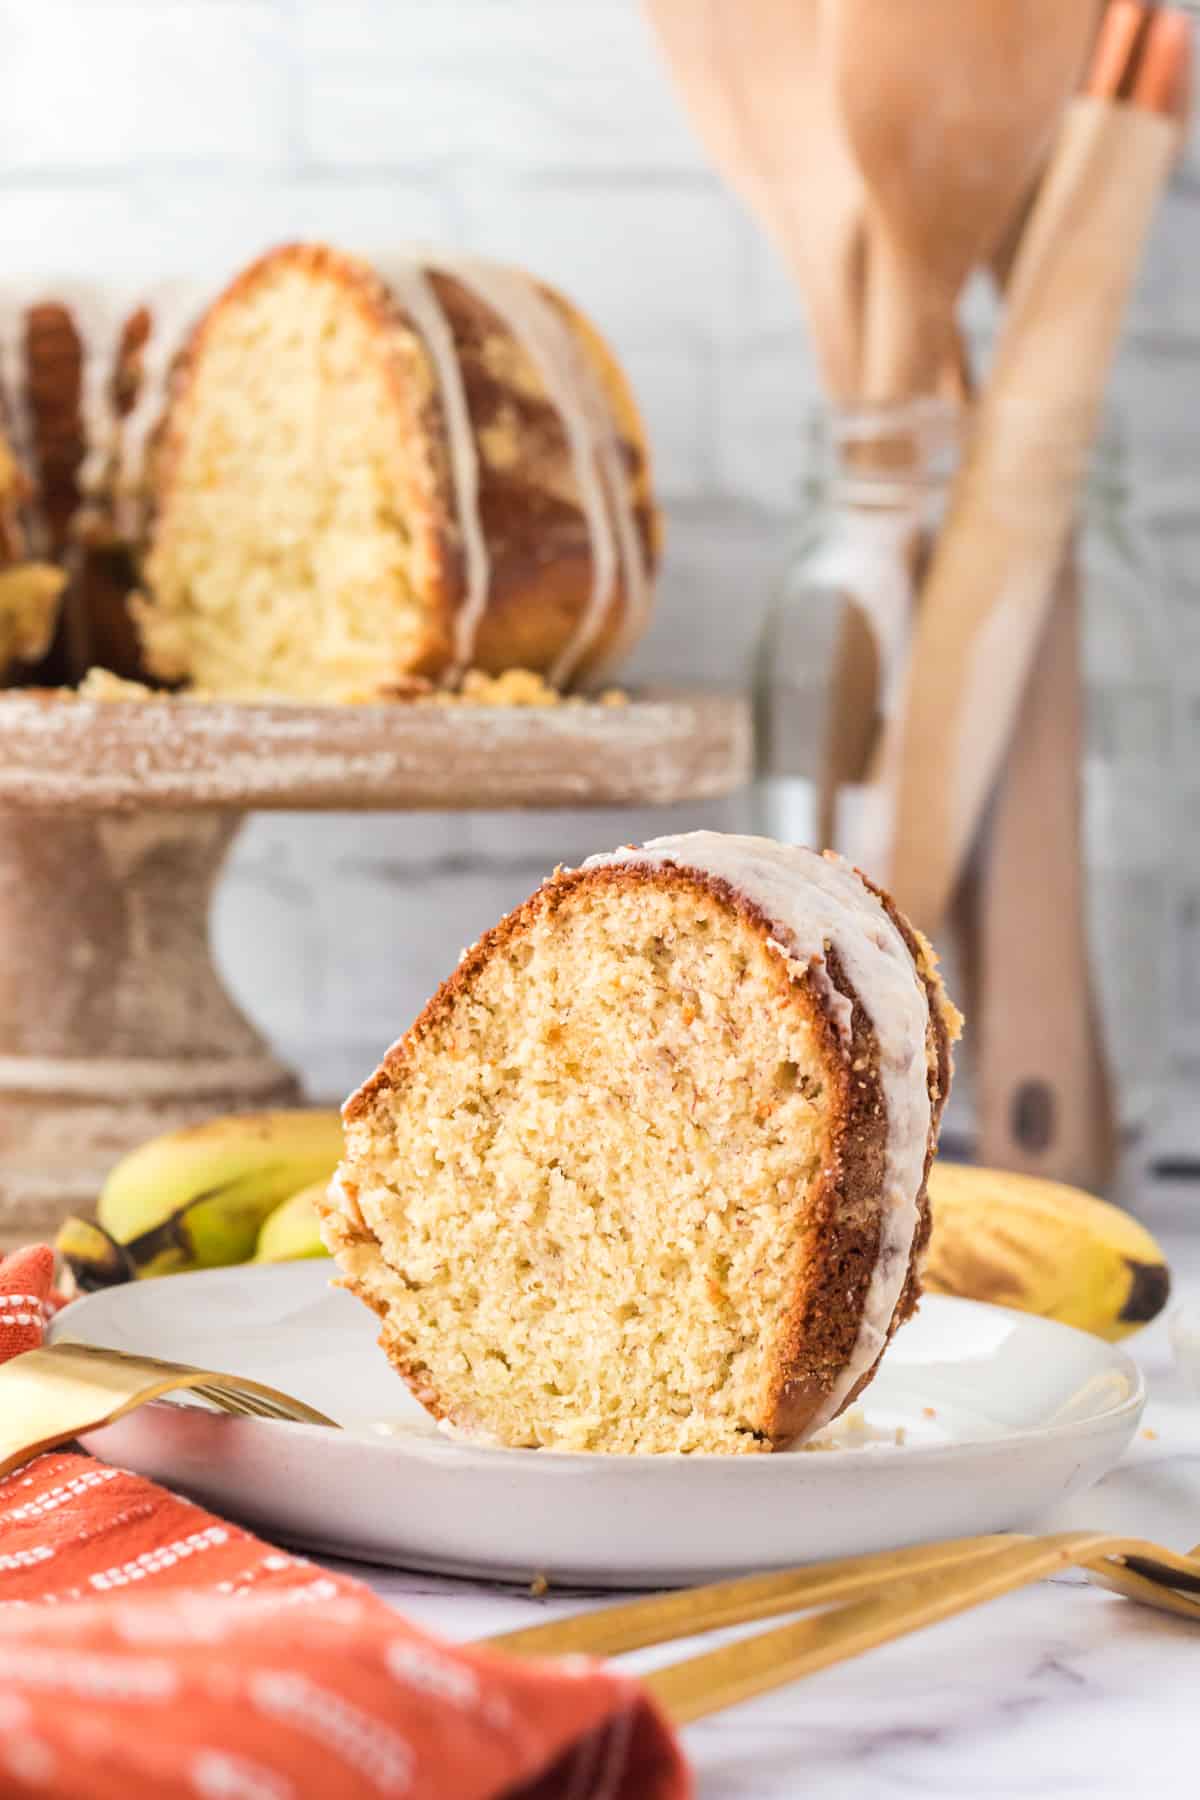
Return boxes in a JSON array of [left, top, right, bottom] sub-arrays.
[[0, 1339, 337, 1478]]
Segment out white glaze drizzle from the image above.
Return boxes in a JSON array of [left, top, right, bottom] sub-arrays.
[[373, 260, 491, 677], [0, 278, 203, 552], [583, 831, 934, 1439], [44, 279, 129, 506], [110, 279, 202, 538], [0, 280, 124, 555], [425, 253, 636, 687], [568, 334, 651, 682], [541, 291, 650, 683]]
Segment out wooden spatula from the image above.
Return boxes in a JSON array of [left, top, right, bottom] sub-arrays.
[[643, 0, 866, 400], [970, 47, 1106, 1187], [971, 1, 1189, 1184], [975, 552, 1117, 1186], [644, 0, 875, 855], [814, 0, 1097, 853], [829, 0, 1097, 406], [834, 0, 1101, 405]]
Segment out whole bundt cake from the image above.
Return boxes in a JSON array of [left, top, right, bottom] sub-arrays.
[[322, 832, 959, 1454], [0, 246, 659, 697], [135, 244, 658, 698]]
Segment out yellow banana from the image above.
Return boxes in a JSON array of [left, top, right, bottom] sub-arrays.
[[925, 1161, 1170, 1341], [54, 1214, 133, 1291], [253, 1181, 331, 1264], [57, 1109, 344, 1287]]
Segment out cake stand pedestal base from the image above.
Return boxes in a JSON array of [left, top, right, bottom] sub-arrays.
[[0, 808, 299, 1246]]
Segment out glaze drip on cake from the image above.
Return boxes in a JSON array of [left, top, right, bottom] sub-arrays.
[[424, 255, 625, 685], [378, 251, 650, 683], [372, 261, 490, 678]]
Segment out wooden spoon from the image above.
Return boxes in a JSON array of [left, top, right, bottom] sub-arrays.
[[643, 0, 866, 401], [829, 0, 1099, 404], [814, 0, 1097, 852]]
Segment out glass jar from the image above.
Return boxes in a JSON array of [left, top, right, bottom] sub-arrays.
[[754, 402, 1174, 1163]]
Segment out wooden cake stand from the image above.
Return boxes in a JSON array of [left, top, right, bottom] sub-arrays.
[[0, 689, 750, 1243]]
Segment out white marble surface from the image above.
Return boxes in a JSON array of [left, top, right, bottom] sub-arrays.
[[317, 1178, 1200, 1798]]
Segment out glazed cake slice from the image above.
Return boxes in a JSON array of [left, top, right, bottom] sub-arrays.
[[323, 833, 959, 1454]]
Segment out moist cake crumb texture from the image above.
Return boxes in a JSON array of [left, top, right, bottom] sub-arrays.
[[322, 832, 958, 1455]]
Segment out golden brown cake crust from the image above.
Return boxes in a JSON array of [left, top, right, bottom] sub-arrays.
[[333, 857, 953, 1448], [142, 242, 659, 692]]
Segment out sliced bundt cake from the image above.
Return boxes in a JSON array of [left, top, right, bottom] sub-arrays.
[[323, 832, 959, 1454], [134, 244, 658, 698]]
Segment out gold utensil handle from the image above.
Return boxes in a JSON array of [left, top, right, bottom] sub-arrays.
[[491, 1529, 1200, 1721], [643, 1532, 1122, 1725], [488, 1533, 1015, 1660]]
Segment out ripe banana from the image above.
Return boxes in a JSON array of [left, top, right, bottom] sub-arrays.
[[253, 1181, 331, 1264], [925, 1161, 1170, 1341], [56, 1109, 343, 1288], [54, 1214, 134, 1291]]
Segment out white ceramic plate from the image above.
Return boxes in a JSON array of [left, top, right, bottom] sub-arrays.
[[53, 1263, 1145, 1587]]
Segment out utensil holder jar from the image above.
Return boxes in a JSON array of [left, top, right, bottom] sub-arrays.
[[754, 400, 1174, 1155]]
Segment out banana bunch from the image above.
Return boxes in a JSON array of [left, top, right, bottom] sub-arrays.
[[56, 1109, 341, 1290], [925, 1162, 1170, 1341]]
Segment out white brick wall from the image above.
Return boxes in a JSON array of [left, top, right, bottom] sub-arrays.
[[3, 0, 1197, 1140]]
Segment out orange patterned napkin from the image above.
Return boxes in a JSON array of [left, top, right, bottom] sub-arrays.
[[0, 1247, 689, 1800]]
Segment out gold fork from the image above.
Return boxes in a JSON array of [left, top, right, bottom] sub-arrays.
[[487, 1530, 1200, 1723], [0, 1339, 338, 1478]]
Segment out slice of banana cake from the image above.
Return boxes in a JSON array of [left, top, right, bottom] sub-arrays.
[[322, 832, 958, 1453]]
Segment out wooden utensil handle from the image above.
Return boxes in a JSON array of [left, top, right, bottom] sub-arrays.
[[975, 550, 1116, 1187], [874, 99, 1177, 931], [816, 609, 879, 848], [861, 223, 954, 405]]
